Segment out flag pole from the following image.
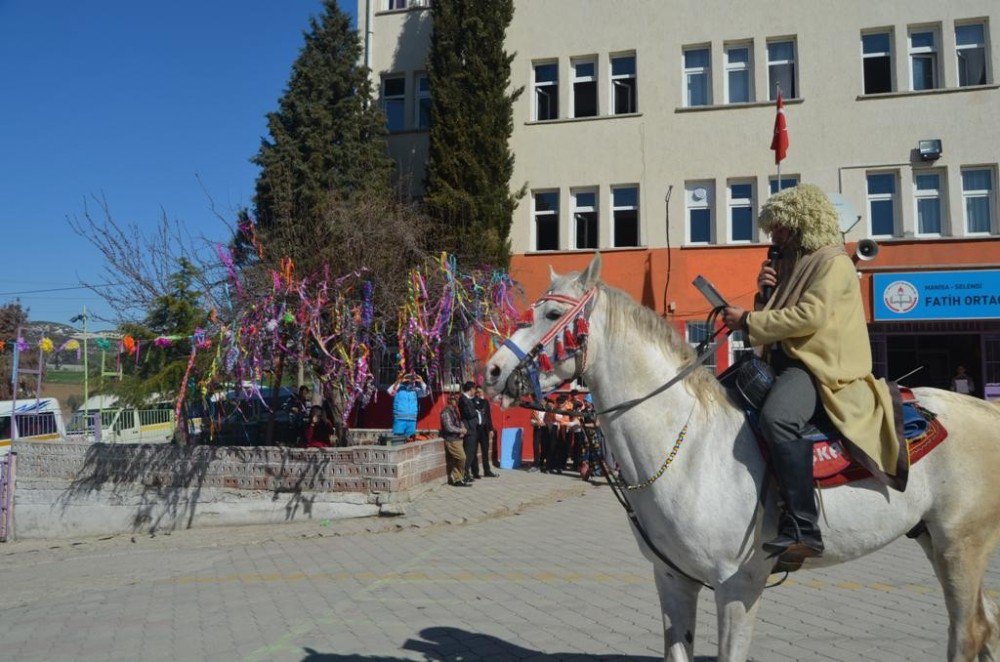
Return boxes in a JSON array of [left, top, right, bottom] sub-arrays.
[[775, 83, 782, 192]]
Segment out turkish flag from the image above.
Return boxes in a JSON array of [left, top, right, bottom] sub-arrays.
[[770, 91, 789, 164]]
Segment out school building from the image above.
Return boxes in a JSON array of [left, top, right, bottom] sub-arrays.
[[359, 0, 1000, 401]]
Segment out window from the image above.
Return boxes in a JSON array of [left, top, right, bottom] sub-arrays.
[[534, 190, 559, 250], [612, 186, 640, 247], [382, 76, 406, 132], [728, 330, 755, 368], [867, 172, 898, 237], [909, 28, 939, 91], [686, 181, 714, 244], [414, 73, 431, 130], [572, 189, 598, 249], [914, 172, 944, 235], [387, 0, 407, 8], [767, 40, 796, 99], [686, 322, 716, 373], [862, 31, 893, 94], [572, 58, 597, 118], [769, 176, 799, 195], [611, 54, 637, 114], [684, 47, 711, 106], [962, 168, 995, 234], [728, 181, 755, 242], [956, 23, 988, 87], [534, 62, 558, 121], [725, 43, 753, 103]]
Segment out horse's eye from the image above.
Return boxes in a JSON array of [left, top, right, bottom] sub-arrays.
[[545, 310, 562, 321]]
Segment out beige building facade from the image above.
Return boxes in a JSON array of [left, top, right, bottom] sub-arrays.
[[361, 0, 998, 252], [361, 0, 1000, 397]]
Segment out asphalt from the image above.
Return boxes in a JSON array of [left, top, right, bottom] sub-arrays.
[[1, 467, 996, 661]]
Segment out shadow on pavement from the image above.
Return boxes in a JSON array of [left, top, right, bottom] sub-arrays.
[[302, 625, 717, 660]]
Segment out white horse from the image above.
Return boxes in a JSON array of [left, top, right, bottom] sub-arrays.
[[484, 253, 1000, 662]]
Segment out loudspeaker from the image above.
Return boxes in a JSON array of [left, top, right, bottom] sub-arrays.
[[855, 238, 879, 262]]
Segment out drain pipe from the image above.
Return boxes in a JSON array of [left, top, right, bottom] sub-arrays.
[[364, 0, 374, 74]]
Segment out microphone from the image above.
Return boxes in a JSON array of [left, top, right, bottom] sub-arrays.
[[761, 244, 782, 304]]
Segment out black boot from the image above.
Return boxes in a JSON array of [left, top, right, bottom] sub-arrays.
[[763, 438, 824, 558]]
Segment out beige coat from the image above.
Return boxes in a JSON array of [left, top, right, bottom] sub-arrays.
[[747, 253, 907, 489]]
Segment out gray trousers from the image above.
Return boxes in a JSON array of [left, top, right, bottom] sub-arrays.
[[759, 352, 823, 446]]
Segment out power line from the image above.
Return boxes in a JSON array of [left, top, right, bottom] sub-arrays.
[[0, 283, 125, 297]]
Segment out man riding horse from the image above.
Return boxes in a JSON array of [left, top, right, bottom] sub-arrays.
[[723, 184, 906, 560]]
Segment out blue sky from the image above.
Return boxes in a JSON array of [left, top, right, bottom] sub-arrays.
[[0, 1, 358, 328]]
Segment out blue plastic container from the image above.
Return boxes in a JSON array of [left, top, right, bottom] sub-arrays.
[[499, 427, 523, 469]]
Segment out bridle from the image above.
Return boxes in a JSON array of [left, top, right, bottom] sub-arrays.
[[501, 286, 597, 403]]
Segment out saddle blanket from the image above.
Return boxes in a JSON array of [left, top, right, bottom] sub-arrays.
[[809, 387, 947, 488]]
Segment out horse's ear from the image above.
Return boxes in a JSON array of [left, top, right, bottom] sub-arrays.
[[580, 252, 602, 288], [549, 265, 559, 284]]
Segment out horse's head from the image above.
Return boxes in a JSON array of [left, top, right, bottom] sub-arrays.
[[484, 253, 602, 406]]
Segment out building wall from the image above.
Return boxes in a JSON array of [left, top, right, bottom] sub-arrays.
[[362, 0, 1000, 403], [364, 0, 999, 252]]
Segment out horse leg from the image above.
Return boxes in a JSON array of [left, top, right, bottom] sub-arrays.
[[917, 528, 1000, 661], [713, 572, 767, 662], [653, 565, 702, 662]]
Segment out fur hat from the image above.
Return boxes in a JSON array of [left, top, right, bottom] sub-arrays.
[[758, 183, 842, 252]]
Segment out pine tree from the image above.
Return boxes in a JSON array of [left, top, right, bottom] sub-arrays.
[[424, 0, 523, 269], [252, 0, 393, 238]]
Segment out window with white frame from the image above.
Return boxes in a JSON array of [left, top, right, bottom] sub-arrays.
[[686, 322, 716, 373], [572, 189, 598, 249], [862, 31, 893, 94], [534, 190, 560, 251], [387, 0, 407, 9], [534, 62, 558, 121], [725, 43, 753, 103], [684, 46, 711, 106], [956, 23, 988, 87], [962, 168, 995, 234], [769, 176, 799, 195], [612, 186, 640, 247], [909, 28, 939, 91], [572, 58, 597, 118], [728, 329, 755, 368], [382, 76, 406, 132], [414, 73, 431, 130], [686, 181, 714, 244], [914, 172, 944, 235], [767, 40, 796, 99], [611, 54, 637, 114], [867, 172, 898, 237], [728, 181, 755, 242]]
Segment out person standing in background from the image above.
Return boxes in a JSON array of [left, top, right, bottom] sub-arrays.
[[529, 407, 548, 472], [474, 386, 498, 477], [387, 371, 430, 438], [951, 365, 976, 396], [458, 381, 480, 483], [439, 393, 469, 486]]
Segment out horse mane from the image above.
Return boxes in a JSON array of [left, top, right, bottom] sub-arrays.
[[594, 280, 728, 407]]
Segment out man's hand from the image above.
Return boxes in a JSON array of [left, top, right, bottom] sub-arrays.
[[722, 306, 747, 332], [757, 259, 778, 298]]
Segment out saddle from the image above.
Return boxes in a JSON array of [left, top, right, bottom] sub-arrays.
[[718, 355, 948, 488]]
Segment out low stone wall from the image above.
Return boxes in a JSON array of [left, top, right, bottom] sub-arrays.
[[12, 439, 446, 539]]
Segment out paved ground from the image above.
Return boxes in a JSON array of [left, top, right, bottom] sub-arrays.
[[2, 468, 997, 661]]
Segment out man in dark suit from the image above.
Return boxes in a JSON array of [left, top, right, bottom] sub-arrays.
[[458, 381, 480, 483], [474, 386, 498, 477]]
